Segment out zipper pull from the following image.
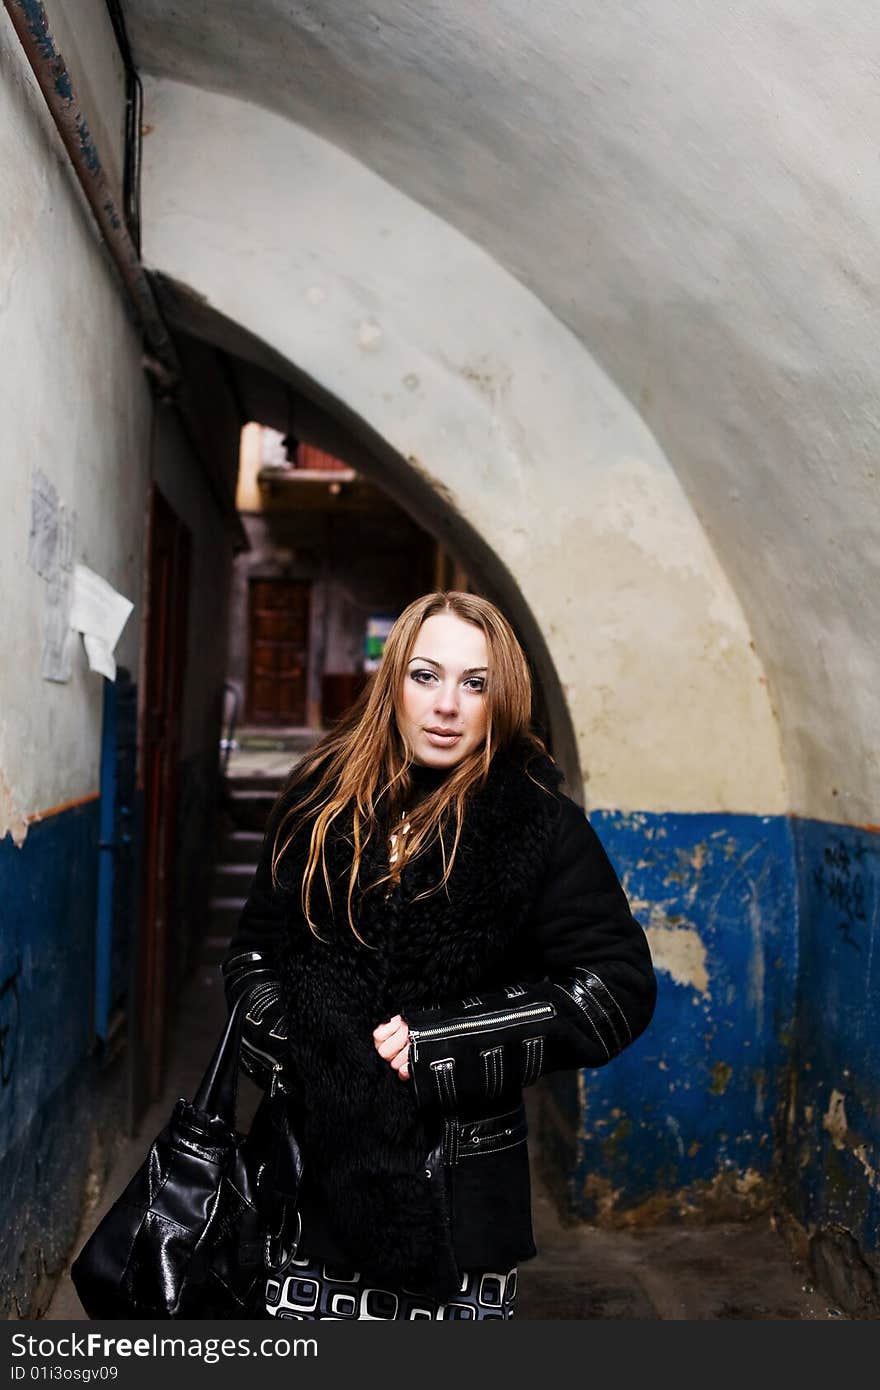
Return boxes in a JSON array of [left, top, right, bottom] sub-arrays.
[[270, 1061, 284, 1097]]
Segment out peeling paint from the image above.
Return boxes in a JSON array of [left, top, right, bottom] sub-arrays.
[[853, 1145, 880, 1192], [602, 1117, 632, 1161], [580, 1172, 622, 1220], [665, 1114, 685, 1157], [574, 811, 797, 1218], [709, 1061, 733, 1095], [822, 1089, 848, 1151], [792, 795, 880, 1271], [689, 842, 708, 873], [644, 921, 709, 994], [818, 1092, 879, 1193], [583, 1164, 771, 1229], [0, 770, 28, 848]]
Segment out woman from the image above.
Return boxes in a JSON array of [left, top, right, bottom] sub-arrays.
[[222, 591, 656, 1320]]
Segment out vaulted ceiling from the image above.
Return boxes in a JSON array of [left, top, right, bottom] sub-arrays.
[[125, 1, 880, 823]]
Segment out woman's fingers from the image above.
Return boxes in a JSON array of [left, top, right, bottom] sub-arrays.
[[373, 1014, 402, 1040], [390, 1044, 410, 1080], [372, 1015, 410, 1072], [375, 1022, 409, 1060]]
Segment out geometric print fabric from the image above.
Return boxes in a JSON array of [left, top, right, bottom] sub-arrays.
[[266, 1252, 517, 1320]]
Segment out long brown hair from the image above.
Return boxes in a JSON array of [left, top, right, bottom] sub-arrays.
[[272, 590, 550, 940]]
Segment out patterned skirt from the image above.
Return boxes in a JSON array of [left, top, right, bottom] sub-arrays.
[[266, 1252, 518, 1320]]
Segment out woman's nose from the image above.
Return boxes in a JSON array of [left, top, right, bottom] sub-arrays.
[[434, 682, 459, 714]]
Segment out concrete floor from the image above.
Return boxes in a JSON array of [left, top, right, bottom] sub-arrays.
[[45, 938, 840, 1321]]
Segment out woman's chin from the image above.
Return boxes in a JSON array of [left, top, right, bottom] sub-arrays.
[[413, 741, 467, 768], [414, 750, 460, 768]]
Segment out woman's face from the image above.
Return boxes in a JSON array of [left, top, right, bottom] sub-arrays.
[[398, 613, 489, 768]]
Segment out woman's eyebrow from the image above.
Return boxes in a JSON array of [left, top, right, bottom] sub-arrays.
[[409, 656, 488, 676]]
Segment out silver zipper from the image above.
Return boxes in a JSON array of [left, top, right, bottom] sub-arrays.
[[409, 1003, 555, 1062], [242, 1036, 286, 1095]]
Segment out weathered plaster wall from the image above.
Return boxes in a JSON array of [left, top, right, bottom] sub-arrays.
[[141, 77, 786, 821], [0, 9, 152, 840], [0, 7, 153, 1314], [0, 11, 237, 1314]]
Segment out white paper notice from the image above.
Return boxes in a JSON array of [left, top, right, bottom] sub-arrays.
[[83, 634, 117, 681], [69, 565, 134, 681]]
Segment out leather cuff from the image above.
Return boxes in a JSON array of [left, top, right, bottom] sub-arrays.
[[221, 951, 289, 1093]]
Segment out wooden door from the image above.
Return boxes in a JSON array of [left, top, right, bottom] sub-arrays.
[[247, 579, 310, 724], [137, 487, 191, 1107]]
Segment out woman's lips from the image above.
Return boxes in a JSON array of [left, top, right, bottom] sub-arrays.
[[423, 729, 462, 745]]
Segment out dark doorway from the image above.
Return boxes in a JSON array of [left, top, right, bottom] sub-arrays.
[[247, 578, 310, 725], [137, 486, 192, 1108]]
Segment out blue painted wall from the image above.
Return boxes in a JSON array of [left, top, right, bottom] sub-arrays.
[[4, 797, 877, 1309], [0, 799, 115, 1314], [0, 801, 99, 1147], [0, 752, 216, 1314], [540, 804, 880, 1301], [543, 810, 800, 1223], [782, 817, 880, 1266]]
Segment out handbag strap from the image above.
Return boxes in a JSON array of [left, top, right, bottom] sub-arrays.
[[192, 993, 247, 1123]]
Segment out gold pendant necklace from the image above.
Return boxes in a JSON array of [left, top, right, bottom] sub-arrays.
[[385, 810, 412, 901], [388, 809, 412, 867]]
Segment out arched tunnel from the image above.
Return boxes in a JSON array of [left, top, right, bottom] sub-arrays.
[[0, 0, 877, 1322]]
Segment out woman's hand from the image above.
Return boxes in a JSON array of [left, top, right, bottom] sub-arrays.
[[372, 1014, 410, 1080]]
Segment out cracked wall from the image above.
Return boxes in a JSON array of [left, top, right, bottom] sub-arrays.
[[0, 5, 149, 1316]]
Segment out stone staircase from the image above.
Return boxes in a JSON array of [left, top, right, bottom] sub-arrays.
[[207, 777, 284, 958], [206, 730, 322, 964]]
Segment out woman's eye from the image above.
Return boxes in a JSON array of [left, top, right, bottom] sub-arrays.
[[409, 670, 485, 691]]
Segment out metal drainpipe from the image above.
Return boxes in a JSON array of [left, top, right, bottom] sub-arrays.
[[3, 0, 247, 532], [3, 0, 180, 383]]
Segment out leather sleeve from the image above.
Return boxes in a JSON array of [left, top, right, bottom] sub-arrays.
[[405, 796, 657, 1115], [221, 806, 296, 1093]]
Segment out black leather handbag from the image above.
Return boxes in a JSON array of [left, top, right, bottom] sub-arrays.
[[71, 995, 302, 1319]]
